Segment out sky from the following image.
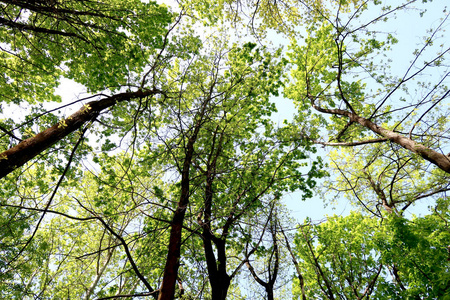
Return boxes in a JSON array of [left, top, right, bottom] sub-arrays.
[[269, 0, 450, 223], [51, 0, 449, 225]]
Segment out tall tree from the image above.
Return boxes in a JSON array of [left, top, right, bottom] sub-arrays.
[[148, 38, 322, 299], [2, 0, 450, 299], [293, 209, 450, 299], [284, 0, 450, 173], [0, 0, 172, 178], [0, 19, 322, 298]]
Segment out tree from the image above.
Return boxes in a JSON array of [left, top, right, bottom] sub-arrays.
[[284, 0, 450, 173], [218, 0, 450, 298], [0, 13, 322, 297], [138, 38, 321, 299], [324, 141, 450, 217], [0, 0, 172, 178], [1, 0, 450, 299], [294, 212, 387, 299], [293, 208, 450, 299]]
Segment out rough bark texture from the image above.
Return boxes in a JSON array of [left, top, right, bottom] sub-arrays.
[[0, 89, 159, 179]]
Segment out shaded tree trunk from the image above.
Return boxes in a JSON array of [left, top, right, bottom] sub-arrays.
[[0, 89, 160, 179], [157, 99, 208, 300], [202, 166, 232, 300]]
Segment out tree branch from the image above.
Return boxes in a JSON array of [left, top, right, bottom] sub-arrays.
[[315, 138, 388, 147], [5, 125, 87, 269], [0, 88, 161, 179], [0, 16, 88, 42], [75, 198, 158, 299], [310, 101, 450, 173]]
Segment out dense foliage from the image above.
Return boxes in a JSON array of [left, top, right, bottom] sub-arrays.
[[0, 0, 449, 299]]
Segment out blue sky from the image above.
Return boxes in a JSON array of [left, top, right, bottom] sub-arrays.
[[270, 0, 450, 223], [53, 0, 449, 225]]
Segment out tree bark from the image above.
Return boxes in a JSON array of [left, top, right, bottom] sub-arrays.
[[201, 157, 231, 300], [0, 88, 159, 179], [157, 137, 196, 300], [205, 237, 231, 300], [311, 103, 450, 174], [157, 98, 208, 300]]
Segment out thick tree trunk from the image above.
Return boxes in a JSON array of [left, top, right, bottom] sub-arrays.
[[203, 236, 231, 300], [0, 89, 159, 179], [203, 237, 231, 299], [266, 288, 274, 300], [157, 204, 188, 300], [211, 238, 231, 300]]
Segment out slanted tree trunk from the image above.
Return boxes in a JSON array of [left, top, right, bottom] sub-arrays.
[[0, 89, 160, 179]]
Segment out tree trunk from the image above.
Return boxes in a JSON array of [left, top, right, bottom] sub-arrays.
[[202, 172, 231, 300], [158, 99, 207, 300], [0, 89, 160, 179], [211, 238, 231, 300], [157, 138, 196, 300]]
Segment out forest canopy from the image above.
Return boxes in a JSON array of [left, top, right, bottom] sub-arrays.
[[0, 0, 449, 299]]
